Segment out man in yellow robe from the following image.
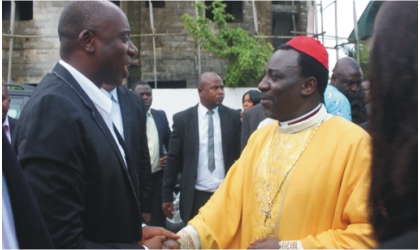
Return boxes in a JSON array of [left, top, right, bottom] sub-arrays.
[[163, 36, 376, 249]]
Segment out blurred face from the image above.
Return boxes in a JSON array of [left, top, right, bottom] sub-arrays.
[[362, 80, 370, 103], [198, 75, 224, 110], [94, 3, 138, 87], [258, 49, 305, 121], [2, 85, 10, 123], [242, 94, 254, 110], [331, 66, 363, 100], [133, 84, 153, 111]]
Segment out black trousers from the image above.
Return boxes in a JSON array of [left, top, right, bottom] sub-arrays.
[[190, 189, 214, 221], [149, 170, 166, 228]]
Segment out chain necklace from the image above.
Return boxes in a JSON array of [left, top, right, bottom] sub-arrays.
[[263, 123, 322, 225]]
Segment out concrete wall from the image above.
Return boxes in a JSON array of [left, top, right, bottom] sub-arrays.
[[137, 1, 272, 88], [2, 1, 64, 83]]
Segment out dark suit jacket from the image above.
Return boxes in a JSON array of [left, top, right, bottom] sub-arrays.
[[150, 109, 171, 158], [241, 103, 266, 150], [2, 129, 54, 249], [13, 63, 144, 249], [8, 115, 17, 136], [117, 86, 152, 213], [162, 104, 241, 222]]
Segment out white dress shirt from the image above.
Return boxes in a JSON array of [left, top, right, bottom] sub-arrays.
[[101, 88, 124, 140], [195, 103, 225, 192], [3, 115, 11, 144], [59, 60, 126, 167]]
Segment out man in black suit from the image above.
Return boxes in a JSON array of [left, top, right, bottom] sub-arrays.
[[102, 83, 153, 227], [2, 129, 53, 249], [2, 83, 17, 144], [13, 1, 176, 248], [240, 103, 266, 150], [162, 72, 242, 224], [132, 81, 171, 228]]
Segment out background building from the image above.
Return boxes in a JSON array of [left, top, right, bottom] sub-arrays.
[[2, 0, 314, 88]]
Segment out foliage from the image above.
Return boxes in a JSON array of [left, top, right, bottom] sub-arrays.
[[348, 42, 369, 79], [182, 1, 274, 87]]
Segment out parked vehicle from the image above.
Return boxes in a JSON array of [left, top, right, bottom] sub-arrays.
[[6, 83, 35, 119]]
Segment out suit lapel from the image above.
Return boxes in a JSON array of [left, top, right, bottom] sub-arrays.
[[218, 105, 228, 168], [117, 87, 132, 149], [190, 106, 200, 168], [151, 109, 162, 151]]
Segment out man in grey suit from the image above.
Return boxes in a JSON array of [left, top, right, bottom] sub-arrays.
[[241, 103, 266, 150], [162, 72, 241, 224]]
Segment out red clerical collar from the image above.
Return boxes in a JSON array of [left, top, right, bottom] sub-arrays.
[[287, 105, 322, 125]]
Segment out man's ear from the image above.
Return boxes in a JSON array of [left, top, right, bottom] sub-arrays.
[[330, 73, 337, 86], [79, 29, 95, 53], [301, 77, 317, 96]]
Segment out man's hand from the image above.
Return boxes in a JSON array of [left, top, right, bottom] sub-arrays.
[[159, 155, 167, 168], [139, 235, 167, 249], [139, 226, 179, 243], [142, 213, 151, 226], [162, 239, 181, 249], [162, 202, 174, 219], [248, 237, 279, 249]]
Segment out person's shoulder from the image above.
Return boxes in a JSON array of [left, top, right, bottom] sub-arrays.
[[323, 116, 370, 141], [219, 104, 240, 116], [173, 105, 197, 119]]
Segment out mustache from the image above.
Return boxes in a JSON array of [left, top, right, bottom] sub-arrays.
[[260, 93, 275, 102]]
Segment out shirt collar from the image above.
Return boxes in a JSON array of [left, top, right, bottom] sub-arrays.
[[278, 103, 331, 134], [101, 87, 119, 103], [198, 102, 219, 118], [3, 115, 9, 127], [59, 60, 112, 114]]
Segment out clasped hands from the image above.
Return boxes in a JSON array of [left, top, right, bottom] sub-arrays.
[[159, 236, 281, 249], [137, 226, 180, 249]]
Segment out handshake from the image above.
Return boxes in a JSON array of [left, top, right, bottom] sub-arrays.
[[138, 226, 181, 249]]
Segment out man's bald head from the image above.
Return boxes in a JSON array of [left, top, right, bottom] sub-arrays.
[[333, 57, 361, 74], [331, 57, 363, 100], [58, 1, 116, 57], [198, 72, 224, 110], [198, 72, 223, 89]]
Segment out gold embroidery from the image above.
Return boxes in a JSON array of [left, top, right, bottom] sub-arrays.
[[177, 228, 197, 249], [250, 127, 318, 241]]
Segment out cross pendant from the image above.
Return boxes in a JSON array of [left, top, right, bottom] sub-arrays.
[[264, 210, 271, 224]]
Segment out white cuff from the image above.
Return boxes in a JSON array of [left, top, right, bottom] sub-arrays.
[[278, 240, 304, 249]]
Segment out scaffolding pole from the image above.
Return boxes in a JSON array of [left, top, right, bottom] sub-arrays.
[[353, 0, 360, 64], [7, 0, 16, 83], [195, 0, 201, 76], [334, 0, 339, 61], [149, 0, 157, 89], [252, 0, 258, 35]]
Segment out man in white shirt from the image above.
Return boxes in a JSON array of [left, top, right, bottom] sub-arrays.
[[162, 72, 242, 224], [132, 81, 172, 228]]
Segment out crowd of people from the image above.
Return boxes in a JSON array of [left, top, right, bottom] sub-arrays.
[[2, 1, 417, 249]]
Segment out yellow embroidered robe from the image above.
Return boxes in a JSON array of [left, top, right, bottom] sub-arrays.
[[189, 116, 376, 249]]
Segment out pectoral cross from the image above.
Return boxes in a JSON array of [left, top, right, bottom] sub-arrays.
[[264, 210, 271, 225]]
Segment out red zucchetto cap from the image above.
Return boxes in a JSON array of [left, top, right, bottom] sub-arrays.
[[286, 36, 329, 70]]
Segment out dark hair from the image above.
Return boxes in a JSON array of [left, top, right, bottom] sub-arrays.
[[58, 1, 110, 56], [350, 87, 368, 125], [368, 1, 418, 244], [242, 90, 261, 106], [131, 81, 151, 91], [277, 44, 329, 102]]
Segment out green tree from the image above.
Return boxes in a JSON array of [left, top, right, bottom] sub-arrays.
[[182, 1, 274, 87]]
